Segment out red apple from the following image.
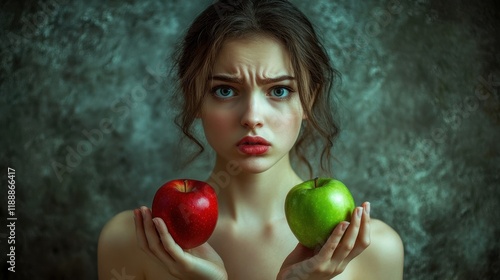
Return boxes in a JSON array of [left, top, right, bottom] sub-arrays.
[[152, 179, 218, 249]]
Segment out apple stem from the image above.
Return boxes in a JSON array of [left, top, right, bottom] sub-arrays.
[[183, 180, 187, 192], [314, 177, 318, 188]]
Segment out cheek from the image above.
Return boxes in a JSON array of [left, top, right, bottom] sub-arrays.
[[201, 110, 234, 138], [271, 110, 303, 139], [279, 101, 304, 129]]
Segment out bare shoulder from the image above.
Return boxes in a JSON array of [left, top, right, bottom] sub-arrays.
[[354, 218, 404, 280], [370, 218, 404, 254], [97, 210, 145, 280]]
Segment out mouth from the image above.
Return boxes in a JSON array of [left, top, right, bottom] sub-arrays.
[[237, 136, 270, 155], [237, 136, 271, 146]]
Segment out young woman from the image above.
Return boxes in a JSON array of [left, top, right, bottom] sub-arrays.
[[98, 1, 404, 279]]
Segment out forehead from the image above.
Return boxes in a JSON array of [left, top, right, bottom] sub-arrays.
[[212, 34, 293, 76]]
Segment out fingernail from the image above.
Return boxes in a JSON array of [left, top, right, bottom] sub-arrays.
[[152, 218, 159, 227], [357, 207, 363, 218], [341, 222, 350, 231], [366, 202, 371, 215]]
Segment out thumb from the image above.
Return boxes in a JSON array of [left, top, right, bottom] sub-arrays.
[[281, 243, 315, 268], [188, 242, 223, 262]]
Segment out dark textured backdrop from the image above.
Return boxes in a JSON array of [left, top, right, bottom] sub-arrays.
[[1, 0, 499, 279]]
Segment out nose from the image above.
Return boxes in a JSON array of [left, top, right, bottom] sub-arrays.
[[240, 92, 264, 129]]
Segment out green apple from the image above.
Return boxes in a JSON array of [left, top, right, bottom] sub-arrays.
[[285, 177, 355, 249]]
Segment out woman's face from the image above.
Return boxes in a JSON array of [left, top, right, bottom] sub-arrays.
[[200, 35, 305, 174]]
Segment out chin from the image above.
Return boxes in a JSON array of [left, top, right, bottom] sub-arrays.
[[233, 154, 289, 175], [236, 160, 272, 174]]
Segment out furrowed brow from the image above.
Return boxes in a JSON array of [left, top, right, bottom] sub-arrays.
[[260, 75, 296, 84], [209, 74, 295, 84], [209, 75, 243, 84]]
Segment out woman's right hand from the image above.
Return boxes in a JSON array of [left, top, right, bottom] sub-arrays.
[[134, 206, 227, 280]]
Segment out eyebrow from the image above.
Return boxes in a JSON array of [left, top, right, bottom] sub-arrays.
[[209, 74, 295, 84]]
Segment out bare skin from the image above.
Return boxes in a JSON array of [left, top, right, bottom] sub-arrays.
[[98, 205, 402, 279], [97, 35, 404, 280]]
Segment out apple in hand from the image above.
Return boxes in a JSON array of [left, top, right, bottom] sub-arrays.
[[285, 177, 355, 249], [152, 179, 218, 249]]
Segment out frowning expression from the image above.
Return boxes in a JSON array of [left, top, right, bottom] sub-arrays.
[[200, 34, 305, 173]]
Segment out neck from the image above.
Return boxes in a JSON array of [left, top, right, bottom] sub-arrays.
[[206, 155, 303, 225]]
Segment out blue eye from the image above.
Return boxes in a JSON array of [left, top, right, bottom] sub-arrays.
[[212, 87, 235, 98], [270, 87, 291, 98]]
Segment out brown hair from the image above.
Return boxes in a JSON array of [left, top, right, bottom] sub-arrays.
[[172, 0, 340, 177]]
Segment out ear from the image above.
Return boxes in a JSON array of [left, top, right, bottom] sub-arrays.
[[300, 100, 310, 120], [302, 85, 320, 120], [302, 111, 308, 120]]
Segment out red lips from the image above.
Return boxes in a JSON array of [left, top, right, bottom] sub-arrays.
[[237, 136, 270, 146], [237, 136, 270, 155]]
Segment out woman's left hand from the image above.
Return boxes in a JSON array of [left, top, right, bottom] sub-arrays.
[[277, 202, 371, 280]]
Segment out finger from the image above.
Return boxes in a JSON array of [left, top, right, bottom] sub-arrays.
[[140, 206, 175, 263], [357, 202, 371, 248], [152, 217, 186, 262], [134, 208, 159, 259], [330, 207, 363, 264], [135, 207, 174, 266], [317, 221, 350, 261], [134, 208, 149, 250], [345, 202, 371, 260]]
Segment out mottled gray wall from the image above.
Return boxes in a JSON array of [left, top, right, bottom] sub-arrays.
[[1, 0, 499, 279]]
